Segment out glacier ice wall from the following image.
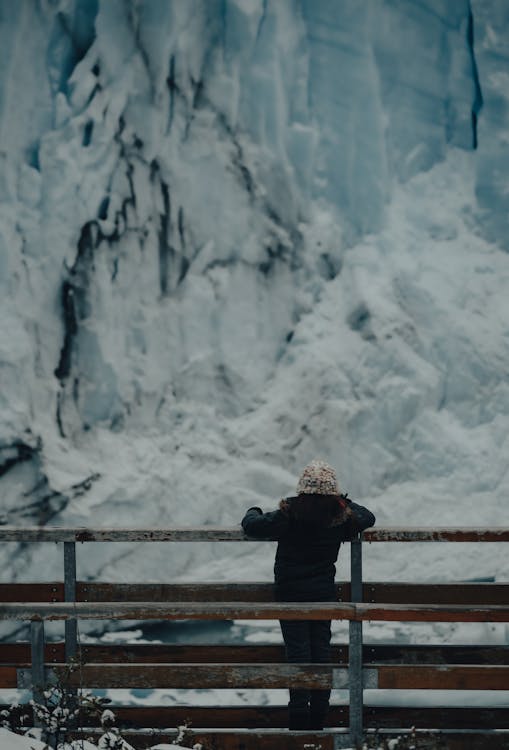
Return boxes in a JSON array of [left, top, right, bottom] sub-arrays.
[[0, 0, 509, 586]]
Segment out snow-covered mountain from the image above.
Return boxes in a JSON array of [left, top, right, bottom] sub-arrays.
[[1, 0, 508, 586]]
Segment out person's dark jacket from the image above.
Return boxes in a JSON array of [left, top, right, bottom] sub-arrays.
[[241, 494, 375, 602]]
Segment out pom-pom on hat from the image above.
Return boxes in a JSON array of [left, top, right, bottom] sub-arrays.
[[296, 459, 340, 496]]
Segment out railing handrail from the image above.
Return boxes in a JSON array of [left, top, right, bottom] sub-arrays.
[[0, 526, 508, 542], [1, 600, 509, 622]]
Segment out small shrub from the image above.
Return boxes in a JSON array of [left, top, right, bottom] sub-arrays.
[[362, 727, 448, 749]]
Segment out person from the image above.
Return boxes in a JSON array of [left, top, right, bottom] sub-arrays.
[[241, 459, 375, 731]]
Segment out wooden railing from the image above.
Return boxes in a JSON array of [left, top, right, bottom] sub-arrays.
[[0, 526, 508, 749]]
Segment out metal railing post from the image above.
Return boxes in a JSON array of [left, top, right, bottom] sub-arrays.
[[30, 620, 45, 707], [64, 542, 77, 661], [349, 535, 363, 748]]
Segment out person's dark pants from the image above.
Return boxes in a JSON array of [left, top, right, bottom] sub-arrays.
[[279, 619, 332, 730]]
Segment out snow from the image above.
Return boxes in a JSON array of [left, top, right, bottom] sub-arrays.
[[0, 727, 48, 750], [1, 0, 509, 728], [0, 727, 188, 750]]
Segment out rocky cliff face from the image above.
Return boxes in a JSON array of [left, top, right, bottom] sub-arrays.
[[0, 0, 508, 586]]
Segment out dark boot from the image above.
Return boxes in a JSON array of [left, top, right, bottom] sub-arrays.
[[309, 696, 329, 730], [289, 708, 310, 730], [309, 709, 327, 730]]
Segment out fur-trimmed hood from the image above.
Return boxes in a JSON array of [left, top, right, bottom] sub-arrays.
[[279, 493, 351, 528]]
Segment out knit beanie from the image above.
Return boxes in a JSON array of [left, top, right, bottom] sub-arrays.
[[296, 459, 340, 496]]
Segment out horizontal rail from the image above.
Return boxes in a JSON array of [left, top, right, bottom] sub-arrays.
[[72, 730, 340, 750], [18, 663, 367, 690], [365, 706, 509, 730], [0, 667, 17, 688], [2, 601, 509, 622], [63, 729, 509, 750], [15, 663, 509, 690], [0, 526, 508, 542], [3, 580, 508, 605], [364, 527, 509, 542], [378, 665, 509, 690], [107, 705, 509, 730], [2, 581, 507, 605], [3, 642, 507, 667], [3, 703, 509, 730]]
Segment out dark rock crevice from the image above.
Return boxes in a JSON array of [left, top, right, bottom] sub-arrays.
[[151, 159, 195, 295], [211, 108, 303, 265], [164, 52, 204, 138], [161, 40, 303, 276], [47, 0, 99, 98], [0, 440, 39, 479], [54, 115, 158, 432], [54, 220, 98, 436], [53, 280, 78, 382], [348, 303, 376, 342], [126, 2, 156, 101], [318, 252, 342, 281], [258, 242, 293, 277], [166, 54, 177, 131], [17, 484, 68, 526], [97, 116, 155, 241], [254, 0, 269, 46], [0, 438, 99, 527], [158, 178, 173, 296], [54, 221, 97, 388], [82, 119, 94, 147], [467, 3, 483, 149]]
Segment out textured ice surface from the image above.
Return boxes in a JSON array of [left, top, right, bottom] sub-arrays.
[[0, 0, 508, 599]]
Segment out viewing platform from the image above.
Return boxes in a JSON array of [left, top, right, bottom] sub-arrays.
[[0, 525, 508, 749]]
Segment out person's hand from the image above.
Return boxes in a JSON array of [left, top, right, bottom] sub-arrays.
[[339, 494, 353, 517]]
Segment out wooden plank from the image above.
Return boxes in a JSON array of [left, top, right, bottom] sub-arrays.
[[0, 583, 64, 602], [0, 642, 291, 665], [77, 582, 277, 602], [434, 735, 509, 750], [363, 644, 509, 665], [35, 662, 509, 690], [2, 641, 507, 666], [82, 704, 334, 729], [0, 643, 65, 664], [0, 666, 18, 688], [1, 580, 507, 606], [1, 580, 506, 606], [53, 663, 338, 689], [378, 665, 509, 690], [3, 600, 509, 622], [362, 582, 509, 605], [80, 580, 509, 605], [0, 526, 508, 543], [73, 643, 509, 666], [69, 730, 336, 750], [0, 601, 357, 621], [78, 643, 293, 664], [356, 602, 509, 622], [68, 704, 509, 731], [0, 527, 247, 542], [55, 704, 509, 730], [2, 703, 509, 731], [364, 527, 509, 542], [364, 706, 509, 730], [111, 704, 509, 731], [66, 729, 509, 750], [106, 705, 509, 731]]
